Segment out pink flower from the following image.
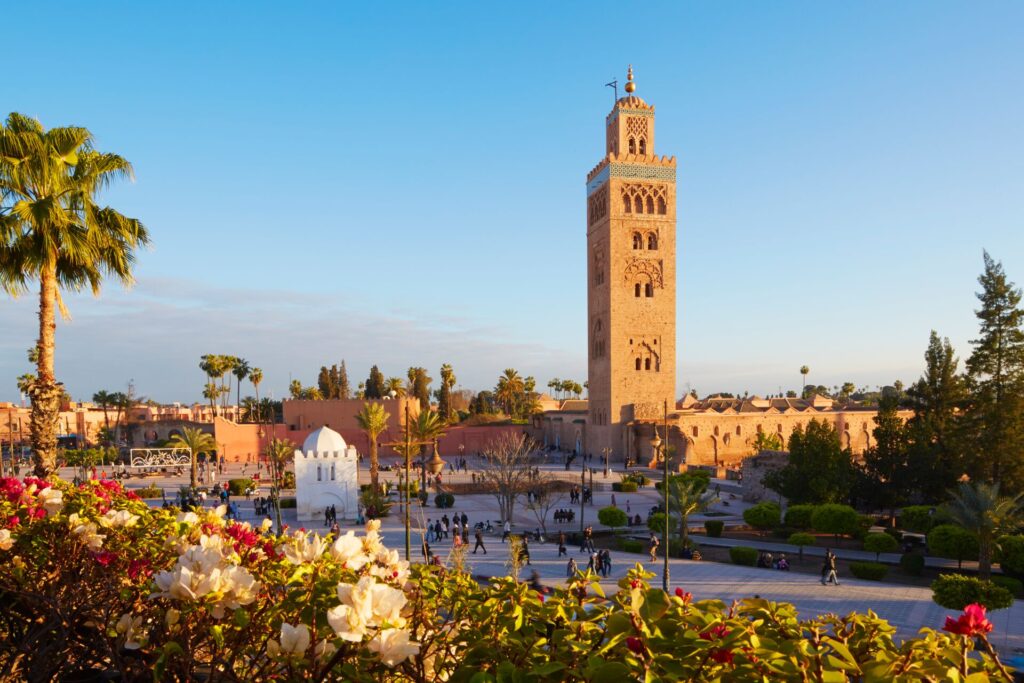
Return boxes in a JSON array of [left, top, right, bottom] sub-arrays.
[[675, 587, 693, 604], [943, 603, 993, 637], [127, 559, 150, 580], [8, 516, 20, 528], [93, 551, 117, 566], [700, 623, 729, 641]]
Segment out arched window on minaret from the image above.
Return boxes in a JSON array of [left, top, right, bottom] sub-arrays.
[[632, 232, 643, 250], [657, 196, 667, 214], [634, 283, 641, 298], [634, 195, 643, 214], [635, 358, 642, 371], [647, 233, 658, 250], [638, 138, 647, 155], [628, 137, 636, 154], [623, 193, 632, 213], [645, 196, 654, 214], [644, 358, 652, 370], [644, 283, 654, 298]]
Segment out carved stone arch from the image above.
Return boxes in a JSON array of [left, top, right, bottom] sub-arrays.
[[634, 194, 643, 214], [645, 195, 654, 213], [623, 192, 632, 214], [632, 232, 643, 250], [647, 232, 658, 250], [622, 259, 664, 288]]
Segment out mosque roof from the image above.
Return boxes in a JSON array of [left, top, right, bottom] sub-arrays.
[[302, 426, 347, 453]]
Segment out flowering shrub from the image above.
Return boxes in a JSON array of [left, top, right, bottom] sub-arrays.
[[0, 476, 1017, 681]]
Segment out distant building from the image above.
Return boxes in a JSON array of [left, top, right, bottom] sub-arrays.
[[293, 426, 358, 522]]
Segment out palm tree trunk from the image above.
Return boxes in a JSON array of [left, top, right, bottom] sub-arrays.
[[254, 383, 260, 423], [979, 535, 992, 580], [190, 449, 198, 489], [30, 265, 61, 477], [369, 440, 379, 489]]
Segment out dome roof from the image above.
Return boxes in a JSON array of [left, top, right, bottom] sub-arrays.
[[302, 426, 347, 453]]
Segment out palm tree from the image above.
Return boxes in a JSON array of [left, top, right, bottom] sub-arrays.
[[495, 369, 524, 417], [167, 427, 217, 488], [232, 359, 250, 415], [667, 476, 718, 548], [547, 378, 561, 400], [439, 363, 456, 421], [356, 402, 390, 489], [249, 367, 263, 422], [264, 438, 294, 532], [945, 482, 1024, 579], [92, 390, 114, 444], [0, 113, 149, 476], [385, 377, 406, 397], [411, 410, 448, 480], [800, 365, 810, 392]]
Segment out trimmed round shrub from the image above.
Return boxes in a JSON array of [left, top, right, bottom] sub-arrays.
[[996, 535, 1024, 580], [990, 575, 1023, 599], [744, 503, 781, 535], [135, 484, 163, 499], [931, 574, 1014, 611], [704, 520, 724, 538], [647, 512, 668, 534], [434, 493, 455, 509], [849, 561, 889, 581], [927, 525, 980, 569], [788, 532, 816, 560], [227, 478, 253, 496], [730, 546, 758, 566], [598, 506, 629, 530], [784, 504, 816, 530], [900, 505, 952, 533], [900, 553, 925, 577], [613, 481, 639, 493], [863, 532, 899, 561], [811, 504, 859, 541]]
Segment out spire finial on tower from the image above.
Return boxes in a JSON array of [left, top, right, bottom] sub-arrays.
[[624, 65, 636, 94]]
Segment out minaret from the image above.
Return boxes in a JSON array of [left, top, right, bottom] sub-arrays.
[[586, 66, 677, 460]]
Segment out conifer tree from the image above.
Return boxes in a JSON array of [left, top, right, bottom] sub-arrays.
[[862, 393, 911, 518], [365, 366, 385, 399], [338, 360, 351, 400], [963, 253, 1024, 492]]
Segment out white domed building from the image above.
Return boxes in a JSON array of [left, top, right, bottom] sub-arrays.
[[294, 426, 359, 522]]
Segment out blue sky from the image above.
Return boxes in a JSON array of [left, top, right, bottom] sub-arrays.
[[1, 1, 1022, 403]]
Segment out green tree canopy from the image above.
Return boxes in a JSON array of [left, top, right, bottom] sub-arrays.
[[764, 419, 854, 504]]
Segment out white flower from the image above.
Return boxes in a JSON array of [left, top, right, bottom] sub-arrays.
[[330, 531, 369, 570], [326, 603, 367, 642], [365, 519, 381, 533], [176, 511, 199, 525], [69, 516, 106, 551], [278, 623, 311, 656], [281, 531, 327, 565], [37, 487, 63, 515], [152, 534, 260, 619], [0, 529, 13, 551], [100, 509, 140, 528], [115, 613, 147, 650], [368, 628, 419, 666], [260, 518, 274, 532]]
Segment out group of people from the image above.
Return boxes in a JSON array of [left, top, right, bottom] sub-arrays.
[[425, 513, 471, 542], [821, 549, 839, 585], [323, 504, 339, 527], [568, 486, 592, 505], [757, 551, 790, 571], [552, 508, 576, 524]]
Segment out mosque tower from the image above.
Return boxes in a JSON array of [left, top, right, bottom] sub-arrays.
[[586, 66, 677, 460]]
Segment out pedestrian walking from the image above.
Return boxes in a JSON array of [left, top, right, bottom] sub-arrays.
[[473, 529, 487, 554], [558, 531, 567, 557], [823, 549, 840, 585], [502, 520, 511, 542], [648, 533, 660, 562], [520, 536, 531, 565], [566, 556, 578, 578]]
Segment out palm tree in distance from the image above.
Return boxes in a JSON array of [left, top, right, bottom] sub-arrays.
[[945, 481, 1024, 579], [356, 402, 390, 490], [495, 369, 524, 417], [0, 113, 149, 476], [167, 426, 218, 488], [249, 368, 263, 422], [667, 476, 718, 549], [412, 410, 447, 478], [232, 359, 250, 416], [385, 377, 406, 397], [800, 365, 810, 392], [92, 390, 115, 444]]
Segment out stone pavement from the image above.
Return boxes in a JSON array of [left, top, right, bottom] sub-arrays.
[[68, 460, 1024, 657]]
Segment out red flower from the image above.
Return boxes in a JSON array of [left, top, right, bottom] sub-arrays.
[[630, 579, 640, 589], [943, 603, 993, 637], [0, 478, 25, 504], [28, 507, 46, 520], [22, 477, 50, 491], [675, 587, 693, 603], [8, 516, 20, 528], [625, 636, 644, 655], [710, 648, 734, 664], [700, 623, 730, 641], [124, 490, 140, 501], [536, 592, 545, 602], [127, 559, 150, 580], [93, 551, 117, 566]]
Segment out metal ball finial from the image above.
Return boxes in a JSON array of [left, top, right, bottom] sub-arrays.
[[624, 65, 636, 94]]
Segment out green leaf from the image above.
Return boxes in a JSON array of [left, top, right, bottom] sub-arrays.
[[211, 625, 224, 648], [233, 608, 250, 628], [639, 588, 669, 621], [605, 611, 633, 637], [529, 662, 566, 676], [590, 662, 633, 683]]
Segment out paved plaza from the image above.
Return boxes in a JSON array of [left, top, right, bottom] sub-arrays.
[[73, 456, 1024, 657]]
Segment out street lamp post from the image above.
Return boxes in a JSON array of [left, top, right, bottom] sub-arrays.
[[380, 402, 436, 562], [602, 447, 611, 478], [651, 398, 671, 592], [579, 456, 586, 536]]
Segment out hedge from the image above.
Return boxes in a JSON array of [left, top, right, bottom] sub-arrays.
[[613, 481, 638, 493], [931, 574, 1014, 611], [279, 497, 296, 509], [784, 504, 816, 530], [744, 503, 781, 534], [863, 532, 899, 561], [619, 539, 643, 553], [900, 553, 925, 577], [729, 546, 758, 566], [434, 493, 455, 509], [927, 525, 980, 569], [227, 478, 254, 496], [996, 534, 1024, 579], [704, 520, 724, 538], [811, 504, 859, 541], [849, 562, 888, 581]]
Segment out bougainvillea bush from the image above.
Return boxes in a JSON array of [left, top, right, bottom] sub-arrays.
[[0, 476, 1016, 682]]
